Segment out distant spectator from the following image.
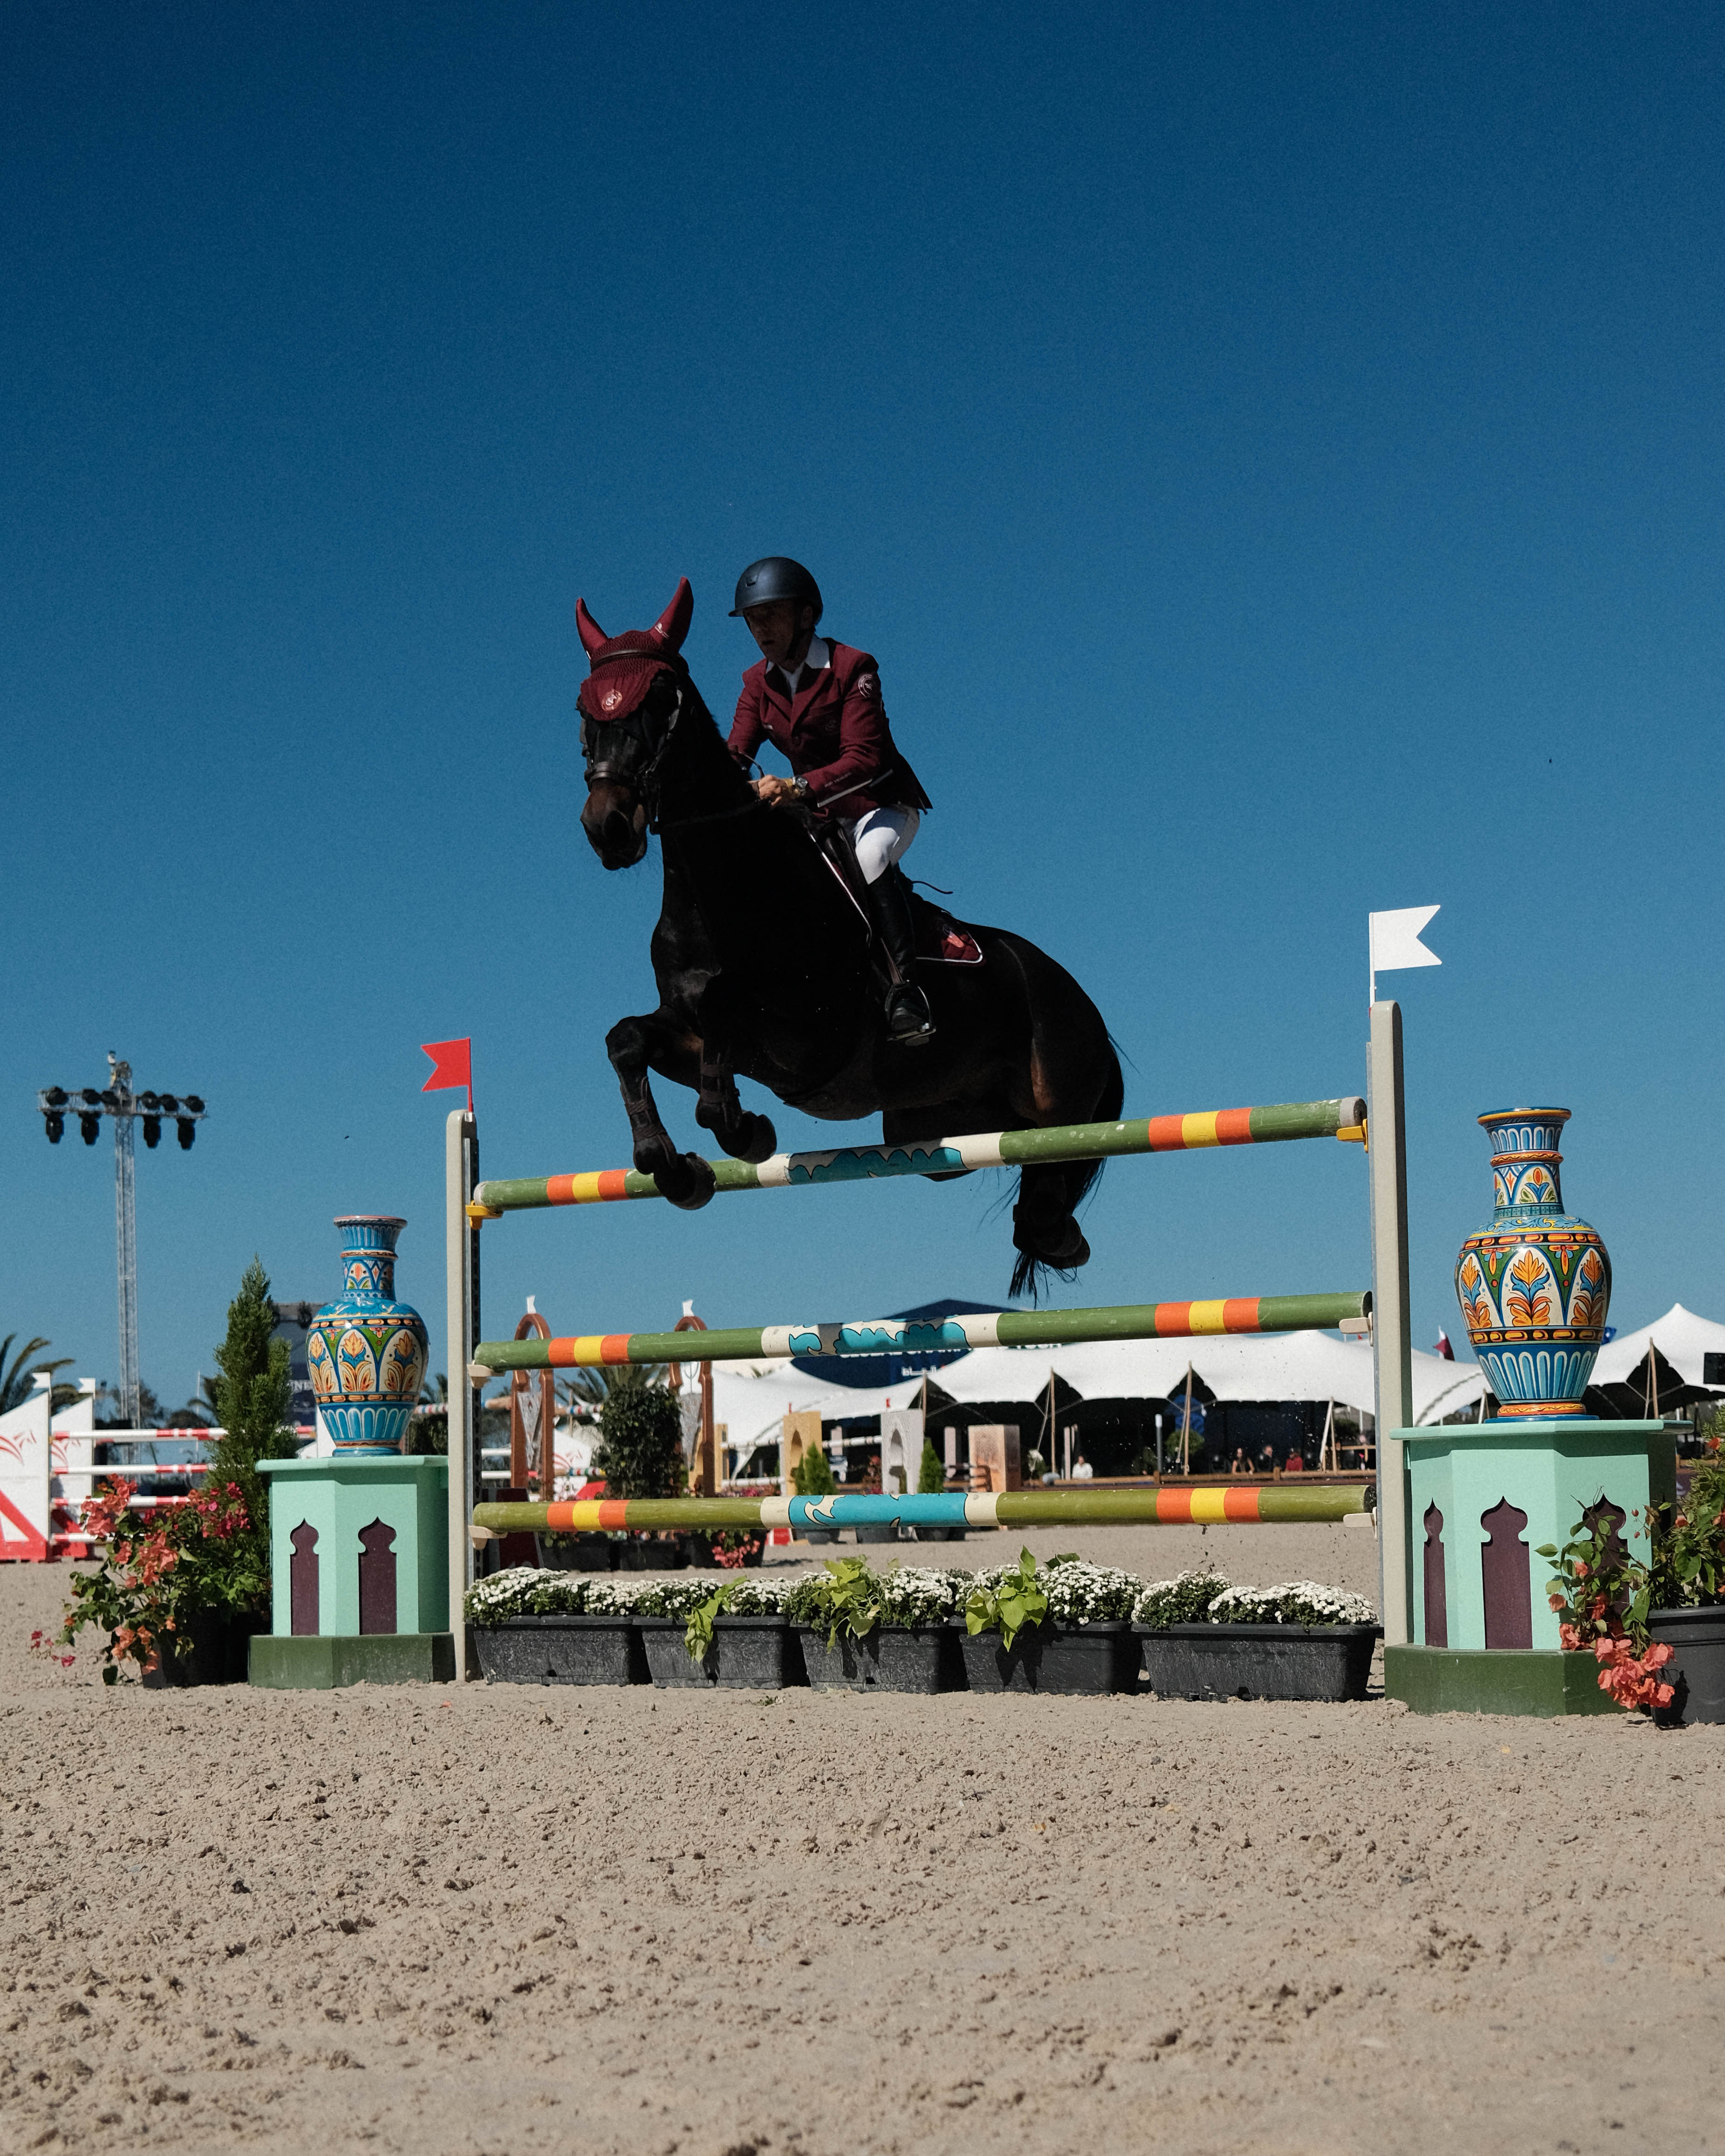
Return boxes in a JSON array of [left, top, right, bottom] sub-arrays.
[[1284, 1453, 1304, 1474], [1230, 1447, 1250, 1477], [1072, 1454, 1094, 1481]]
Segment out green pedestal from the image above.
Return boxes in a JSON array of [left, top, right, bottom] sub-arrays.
[[1395, 1419, 1674, 1652], [1385, 1643, 1619, 1717], [254, 1456, 449, 1685], [249, 1631, 456, 1689]]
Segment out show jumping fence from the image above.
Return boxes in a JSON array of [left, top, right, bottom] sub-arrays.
[[447, 1015, 1416, 1676]]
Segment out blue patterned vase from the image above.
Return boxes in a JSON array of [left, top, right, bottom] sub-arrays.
[[1454, 1109, 1611, 1419], [305, 1216, 429, 1456]]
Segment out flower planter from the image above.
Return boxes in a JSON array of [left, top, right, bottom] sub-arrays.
[[959, 1620, 1140, 1695], [909, 1524, 963, 1543], [140, 1613, 263, 1687], [854, 1522, 898, 1545], [802, 1529, 840, 1546], [794, 1623, 964, 1693], [1649, 1606, 1725, 1725], [473, 1615, 648, 1686], [534, 1533, 615, 1572], [681, 1533, 720, 1568], [1137, 1623, 1379, 1702], [638, 1615, 805, 1689]]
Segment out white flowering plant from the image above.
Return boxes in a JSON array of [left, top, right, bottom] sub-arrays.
[[964, 1550, 1140, 1643], [1038, 1555, 1141, 1624], [583, 1575, 651, 1616], [1206, 1581, 1378, 1628], [464, 1567, 592, 1625], [632, 1576, 722, 1621], [678, 1568, 800, 1661], [782, 1560, 963, 1647], [1132, 1569, 1231, 1630]]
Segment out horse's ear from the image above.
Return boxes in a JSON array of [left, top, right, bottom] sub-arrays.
[[648, 577, 694, 653], [575, 597, 608, 657]]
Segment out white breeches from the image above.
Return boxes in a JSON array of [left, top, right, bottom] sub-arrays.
[[846, 805, 920, 885]]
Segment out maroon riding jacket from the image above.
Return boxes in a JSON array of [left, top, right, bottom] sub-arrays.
[[727, 642, 931, 818]]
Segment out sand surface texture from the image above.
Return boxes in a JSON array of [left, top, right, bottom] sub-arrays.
[[2, 1522, 1720, 2156]]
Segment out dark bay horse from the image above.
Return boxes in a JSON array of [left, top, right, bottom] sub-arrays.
[[575, 579, 1123, 1297]]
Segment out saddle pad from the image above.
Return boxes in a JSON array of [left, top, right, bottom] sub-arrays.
[[921, 917, 984, 966]]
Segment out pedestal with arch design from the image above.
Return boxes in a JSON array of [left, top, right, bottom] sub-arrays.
[[250, 1456, 452, 1687], [1385, 1418, 1672, 1715]]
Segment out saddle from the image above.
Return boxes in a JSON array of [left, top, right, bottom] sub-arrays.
[[814, 822, 983, 967]]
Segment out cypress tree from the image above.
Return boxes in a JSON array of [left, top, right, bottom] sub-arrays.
[[210, 1257, 297, 1540]]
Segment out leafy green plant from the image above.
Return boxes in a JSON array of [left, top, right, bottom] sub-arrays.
[[49, 1479, 266, 1680], [917, 1438, 945, 1494], [964, 1547, 1050, 1649], [1537, 1506, 1675, 1713], [1652, 1439, 1725, 1611], [782, 1556, 884, 1649], [793, 1441, 836, 1498], [0, 1334, 78, 1415]]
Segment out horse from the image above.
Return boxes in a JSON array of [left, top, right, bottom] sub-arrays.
[[575, 578, 1123, 1298]]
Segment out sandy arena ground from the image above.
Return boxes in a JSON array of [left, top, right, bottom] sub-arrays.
[[2, 1520, 1721, 2156]]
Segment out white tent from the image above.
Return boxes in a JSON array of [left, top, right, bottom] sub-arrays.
[[706, 1329, 1486, 1450], [1589, 1303, 1725, 1399]]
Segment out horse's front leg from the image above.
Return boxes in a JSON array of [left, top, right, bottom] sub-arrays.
[[694, 1035, 778, 1164], [604, 1010, 716, 1211]]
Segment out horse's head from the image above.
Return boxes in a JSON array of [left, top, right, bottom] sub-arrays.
[[575, 578, 696, 868]]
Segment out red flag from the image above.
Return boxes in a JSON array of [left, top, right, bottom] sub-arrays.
[[1434, 1330, 1455, 1361], [421, 1037, 473, 1113]]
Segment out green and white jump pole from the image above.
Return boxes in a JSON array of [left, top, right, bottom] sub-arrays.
[[445, 1072, 1411, 1678]]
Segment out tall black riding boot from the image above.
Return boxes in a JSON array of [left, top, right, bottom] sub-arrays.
[[867, 866, 936, 1045]]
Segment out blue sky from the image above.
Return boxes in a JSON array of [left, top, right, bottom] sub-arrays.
[[5, 2, 1721, 1409]]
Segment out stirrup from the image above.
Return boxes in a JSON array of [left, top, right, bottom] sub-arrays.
[[886, 983, 936, 1044]]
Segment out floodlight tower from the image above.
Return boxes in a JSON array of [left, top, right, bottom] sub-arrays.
[[37, 1054, 209, 1428]]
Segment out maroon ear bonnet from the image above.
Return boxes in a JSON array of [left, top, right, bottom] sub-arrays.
[[576, 578, 694, 723]]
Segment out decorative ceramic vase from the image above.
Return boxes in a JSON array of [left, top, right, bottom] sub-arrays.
[[305, 1216, 428, 1456], [1453, 1109, 1611, 1418]]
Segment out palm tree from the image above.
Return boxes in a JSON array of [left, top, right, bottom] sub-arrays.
[[554, 1361, 669, 1424], [0, 1335, 79, 1415]]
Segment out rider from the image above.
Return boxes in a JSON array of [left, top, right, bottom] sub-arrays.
[[727, 556, 937, 1045]]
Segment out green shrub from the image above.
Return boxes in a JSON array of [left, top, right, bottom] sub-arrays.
[[917, 1437, 945, 1493], [793, 1440, 836, 1497], [592, 1380, 685, 1500]]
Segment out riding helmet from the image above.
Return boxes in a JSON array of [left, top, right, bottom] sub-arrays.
[[729, 556, 823, 622]]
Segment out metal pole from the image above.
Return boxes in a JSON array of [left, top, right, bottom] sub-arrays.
[[111, 1057, 140, 1429], [1368, 999, 1413, 1646], [446, 1109, 475, 1679]]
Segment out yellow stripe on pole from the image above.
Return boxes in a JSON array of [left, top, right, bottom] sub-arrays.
[[1189, 1488, 1230, 1522], [1186, 1300, 1230, 1334], [569, 1336, 610, 1365], [569, 1173, 608, 1204], [561, 1500, 607, 1527], [1180, 1112, 1221, 1148]]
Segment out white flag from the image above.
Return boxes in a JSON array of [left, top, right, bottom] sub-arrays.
[[1369, 905, 1440, 1004]]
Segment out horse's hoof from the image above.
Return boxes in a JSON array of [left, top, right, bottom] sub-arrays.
[[733, 1113, 777, 1164], [658, 1152, 717, 1211], [1014, 1209, 1090, 1271]]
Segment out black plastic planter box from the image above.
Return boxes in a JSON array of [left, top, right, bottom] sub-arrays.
[[854, 1522, 899, 1545], [1137, 1623, 1379, 1702], [794, 1624, 965, 1693], [1650, 1606, 1725, 1725], [960, 1620, 1140, 1695], [638, 1615, 806, 1689], [473, 1615, 646, 1686]]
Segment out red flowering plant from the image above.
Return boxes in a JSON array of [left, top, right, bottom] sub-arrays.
[[49, 1476, 267, 1683], [1537, 1504, 1675, 1715]]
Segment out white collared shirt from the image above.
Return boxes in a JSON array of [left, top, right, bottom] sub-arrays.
[[772, 635, 830, 698]]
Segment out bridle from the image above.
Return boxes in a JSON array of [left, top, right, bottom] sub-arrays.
[[579, 665, 765, 835], [579, 669, 686, 814]]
